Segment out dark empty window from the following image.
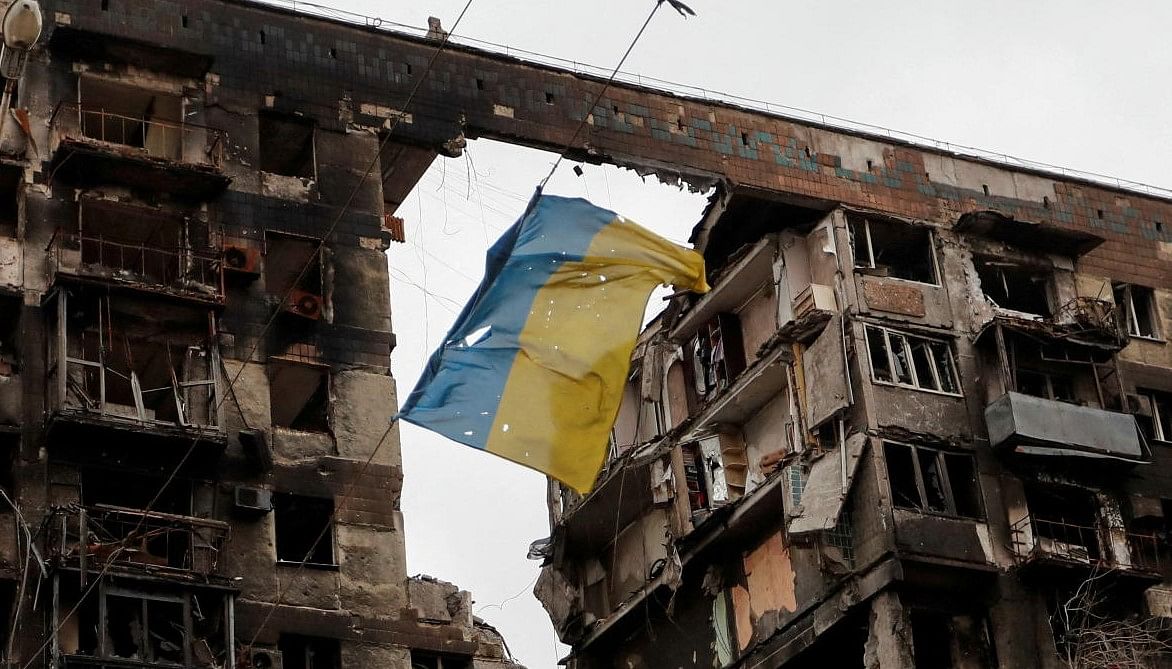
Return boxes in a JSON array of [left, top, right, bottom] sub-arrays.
[[268, 361, 329, 432], [279, 635, 340, 669], [974, 257, 1052, 316], [911, 610, 954, 668], [274, 493, 335, 567], [689, 313, 745, 398], [885, 442, 981, 519], [849, 215, 937, 284], [259, 113, 316, 178], [1115, 282, 1160, 339], [1016, 369, 1075, 403]]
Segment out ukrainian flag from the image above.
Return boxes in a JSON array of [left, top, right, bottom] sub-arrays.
[[398, 195, 709, 492]]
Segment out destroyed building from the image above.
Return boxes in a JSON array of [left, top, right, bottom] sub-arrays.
[[1, 0, 1171, 667], [530, 125, 1172, 668], [0, 0, 540, 666]]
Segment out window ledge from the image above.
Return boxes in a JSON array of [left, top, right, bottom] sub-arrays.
[[276, 559, 339, 571], [854, 269, 940, 289], [1128, 334, 1166, 344], [893, 506, 985, 523], [870, 378, 964, 399]]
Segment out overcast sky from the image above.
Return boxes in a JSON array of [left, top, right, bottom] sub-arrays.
[[316, 1, 1172, 666]]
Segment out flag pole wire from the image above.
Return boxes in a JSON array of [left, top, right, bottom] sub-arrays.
[[537, 0, 673, 193], [19, 0, 476, 664]]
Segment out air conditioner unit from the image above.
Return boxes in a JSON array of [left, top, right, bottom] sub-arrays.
[[285, 289, 323, 320], [793, 283, 837, 320], [250, 648, 283, 669], [234, 486, 272, 516], [221, 244, 261, 275]]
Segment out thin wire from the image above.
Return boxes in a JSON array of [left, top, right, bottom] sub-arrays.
[[20, 1, 478, 664], [538, 1, 667, 190]]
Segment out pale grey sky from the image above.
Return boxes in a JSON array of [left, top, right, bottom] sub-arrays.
[[321, 1, 1172, 666]]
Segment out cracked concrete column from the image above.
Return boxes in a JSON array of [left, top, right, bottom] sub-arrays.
[[863, 591, 915, 669]]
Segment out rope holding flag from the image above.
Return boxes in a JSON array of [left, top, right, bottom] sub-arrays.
[[398, 194, 709, 493]]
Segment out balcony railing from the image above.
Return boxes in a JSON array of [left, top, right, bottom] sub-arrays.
[[49, 231, 223, 301], [47, 504, 229, 578], [1011, 515, 1103, 566], [50, 103, 225, 168], [1125, 531, 1166, 574]]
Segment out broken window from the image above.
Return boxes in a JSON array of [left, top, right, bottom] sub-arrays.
[[268, 359, 330, 432], [848, 214, 937, 284], [107, 591, 188, 664], [265, 232, 324, 320], [865, 325, 960, 394], [974, 256, 1053, 316], [1015, 368, 1076, 403], [410, 652, 472, 669], [688, 313, 745, 398], [274, 493, 336, 567], [1114, 282, 1160, 339], [1020, 484, 1101, 562], [279, 634, 341, 669], [1135, 389, 1172, 442], [884, 442, 981, 519], [259, 112, 316, 178], [52, 291, 219, 427], [682, 434, 747, 513], [76, 77, 185, 161]]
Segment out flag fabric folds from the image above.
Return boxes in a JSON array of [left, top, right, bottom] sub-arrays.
[[398, 194, 709, 493]]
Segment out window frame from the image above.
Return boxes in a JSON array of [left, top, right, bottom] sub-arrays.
[[1115, 282, 1162, 341], [848, 215, 941, 286], [273, 492, 338, 569], [864, 324, 962, 397], [1137, 389, 1172, 443], [883, 441, 984, 520]]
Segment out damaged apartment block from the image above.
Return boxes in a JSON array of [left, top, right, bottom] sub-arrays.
[[0, 1, 548, 667], [536, 184, 1172, 666]]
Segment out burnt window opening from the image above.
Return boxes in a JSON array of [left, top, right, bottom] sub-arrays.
[[974, 257, 1053, 316], [1114, 282, 1160, 339], [259, 112, 316, 179], [910, 610, 997, 669], [264, 232, 324, 317], [544, 91, 555, 105], [475, 77, 484, 90], [0, 296, 18, 378], [328, 47, 337, 59], [1024, 484, 1101, 562], [181, 14, 189, 28], [268, 360, 329, 432], [865, 325, 960, 394], [849, 215, 937, 284], [1015, 368, 1076, 403], [688, 313, 745, 399], [274, 493, 336, 567], [681, 434, 746, 513], [885, 442, 981, 519], [0, 164, 20, 237], [107, 592, 188, 664], [258, 30, 266, 45], [82, 467, 192, 516], [1134, 389, 1172, 443], [279, 634, 341, 669], [410, 652, 473, 669], [77, 77, 184, 161]]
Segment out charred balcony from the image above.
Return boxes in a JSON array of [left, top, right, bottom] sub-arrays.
[[47, 78, 229, 199], [46, 505, 230, 582], [49, 200, 223, 304], [44, 288, 226, 452]]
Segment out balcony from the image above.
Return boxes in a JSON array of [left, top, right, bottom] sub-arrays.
[[46, 504, 230, 580], [986, 392, 1148, 463], [50, 231, 223, 304], [1011, 515, 1103, 568], [48, 102, 230, 198]]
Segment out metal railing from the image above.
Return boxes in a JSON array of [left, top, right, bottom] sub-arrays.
[[47, 504, 229, 577], [249, 0, 1172, 200], [50, 103, 226, 168], [1125, 531, 1166, 573], [1011, 515, 1103, 564], [49, 231, 223, 301]]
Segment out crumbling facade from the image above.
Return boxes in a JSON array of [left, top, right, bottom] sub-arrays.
[[0, 0, 532, 667], [532, 122, 1172, 667]]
